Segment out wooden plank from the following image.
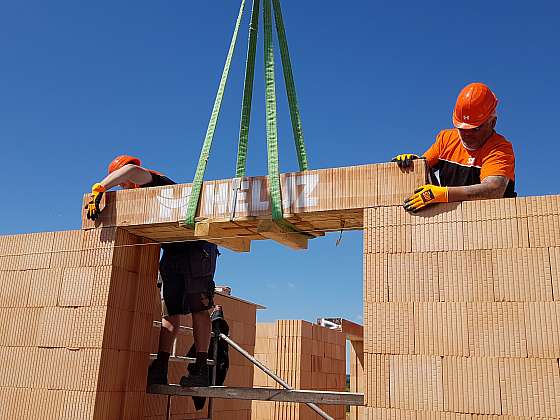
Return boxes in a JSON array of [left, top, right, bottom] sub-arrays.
[[257, 220, 309, 250], [194, 221, 253, 252], [210, 238, 251, 253], [146, 385, 364, 405]]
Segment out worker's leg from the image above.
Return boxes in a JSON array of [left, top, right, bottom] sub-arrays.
[[192, 307, 212, 352], [147, 255, 185, 386], [159, 314, 181, 353], [180, 291, 214, 387]]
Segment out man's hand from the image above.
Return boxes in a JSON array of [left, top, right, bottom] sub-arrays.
[[85, 183, 106, 221], [391, 153, 419, 169], [404, 184, 448, 212]]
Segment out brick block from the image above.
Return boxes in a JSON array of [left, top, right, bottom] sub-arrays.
[[51, 230, 83, 268], [443, 356, 501, 415], [463, 218, 526, 250], [37, 307, 76, 348], [72, 306, 107, 348], [365, 303, 414, 354], [364, 252, 388, 303], [462, 197, 517, 221], [0, 270, 32, 307], [79, 227, 118, 267], [551, 247, 560, 300], [412, 221, 464, 253], [0, 307, 40, 347], [61, 390, 96, 420], [389, 355, 444, 412], [377, 160, 427, 206], [527, 214, 560, 247], [58, 266, 95, 307], [525, 302, 560, 357], [437, 250, 494, 302], [27, 268, 63, 307], [387, 252, 439, 302], [364, 353, 389, 408], [491, 248, 553, 302], [499, 357, 560, 418], [362, 407, 417, 419], [414, 302, 469, 356], [467, 303, 527, 357]]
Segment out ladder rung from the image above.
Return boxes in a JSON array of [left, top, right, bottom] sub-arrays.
[[149, 354, 216, 366], [146, 385, 364, 406]]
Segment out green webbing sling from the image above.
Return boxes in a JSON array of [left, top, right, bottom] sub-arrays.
[[262, 0, 284, 223], [272, 0, 308, 171], [184, 0, 246, 228], [186, 0, 309, 232], [263, 0, 302, 232], [235, 0, 260, 178]]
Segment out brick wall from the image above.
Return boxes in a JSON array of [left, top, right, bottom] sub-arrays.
[[363, 196, 560, 419]]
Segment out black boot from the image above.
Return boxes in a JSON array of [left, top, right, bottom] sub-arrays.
[[180, 352, 210, 387], [147, 353, 169, 386], [180, 364, 210, 387]]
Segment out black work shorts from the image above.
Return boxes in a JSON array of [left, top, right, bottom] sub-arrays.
[[159, 243, 218, 317]]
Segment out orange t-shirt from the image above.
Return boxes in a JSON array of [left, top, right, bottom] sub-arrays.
[[423, 129, 516, 197]]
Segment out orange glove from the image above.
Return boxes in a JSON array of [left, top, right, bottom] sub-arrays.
[[403, 184, 448, 212], [85, 183, 106, 221]]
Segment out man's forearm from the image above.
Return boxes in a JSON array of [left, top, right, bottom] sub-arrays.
[[97, 165, 152, 190], [447, 176, 508, 202]]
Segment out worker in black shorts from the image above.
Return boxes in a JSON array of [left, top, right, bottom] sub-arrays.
[[85, 155, 218, 387]]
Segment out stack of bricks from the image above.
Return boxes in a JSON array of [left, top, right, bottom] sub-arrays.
[[363, 195, 560, 419], [251, 320, 346, 420], [143, 292, 258, 420], [0, 227, 160, 419]]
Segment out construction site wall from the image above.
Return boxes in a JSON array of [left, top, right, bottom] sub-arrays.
[[363, 196, 560, 419], [251, 320, 346, 420], [0, 228, 258, 420]]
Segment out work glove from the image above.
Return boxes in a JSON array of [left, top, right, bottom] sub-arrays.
[[403, 184, 448, 213], [85, 183, 106, 221], [391, 153, 419, 169]]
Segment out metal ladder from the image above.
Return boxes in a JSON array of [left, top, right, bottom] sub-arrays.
[[148, 308, 364, 420]]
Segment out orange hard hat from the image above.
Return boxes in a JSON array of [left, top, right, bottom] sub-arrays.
[[453, 83, 498, 129], [108, 155, 141, 174]]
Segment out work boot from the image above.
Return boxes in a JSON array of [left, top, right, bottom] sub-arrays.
[[147, 358, 169, 386], [180, 364, 210, 387]]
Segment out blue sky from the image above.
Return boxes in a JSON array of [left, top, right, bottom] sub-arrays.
[[1, 1, 559, 325]]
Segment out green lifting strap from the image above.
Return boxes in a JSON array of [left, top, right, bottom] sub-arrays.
[[271, 0, 308, 171], [184, 0, 246, 228], [262, 0, 284, 223], [235, 0, 260, 178]]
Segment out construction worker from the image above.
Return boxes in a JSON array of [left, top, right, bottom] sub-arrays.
[[85, 155, 218, 387], [393, 82, 515, 212]]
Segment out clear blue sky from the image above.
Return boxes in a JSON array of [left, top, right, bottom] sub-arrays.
[[1, 1, 558, 324]]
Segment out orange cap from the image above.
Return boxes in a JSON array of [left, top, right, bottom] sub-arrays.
[[108, 155, 141, 174], [453, 83, 498, 129]]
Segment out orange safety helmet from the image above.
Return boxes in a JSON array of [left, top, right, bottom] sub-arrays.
[[453, 83, 498, 129], [108, 155, 141, 174]]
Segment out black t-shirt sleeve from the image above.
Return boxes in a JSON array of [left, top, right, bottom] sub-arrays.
[[141, 172, 176, 187]]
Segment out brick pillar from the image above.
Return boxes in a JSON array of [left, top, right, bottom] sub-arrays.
[[0, 227, 159, 420], [251, 320, 346, 420]]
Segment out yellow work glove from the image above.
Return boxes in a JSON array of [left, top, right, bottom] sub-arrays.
[[391, 153, 419, 169], [85, 183, 106, 221], [403, 184, 448, 213]]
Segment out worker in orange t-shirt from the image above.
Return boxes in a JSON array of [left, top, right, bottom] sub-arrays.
[[392, 82, 516, 212]]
